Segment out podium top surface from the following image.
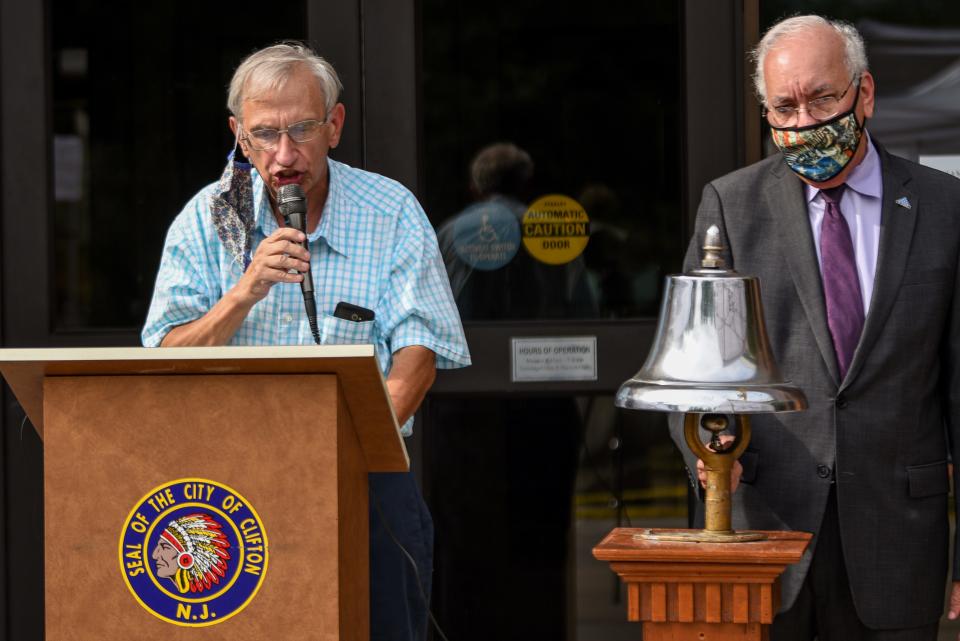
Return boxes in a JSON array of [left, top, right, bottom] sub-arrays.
[[0, 344, 376, 366], [0, 345, 408, 470]]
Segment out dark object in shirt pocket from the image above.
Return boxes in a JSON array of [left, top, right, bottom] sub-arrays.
[[333, 301, 375, 322]]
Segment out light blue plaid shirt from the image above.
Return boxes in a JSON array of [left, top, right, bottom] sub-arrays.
[[143, 159, 470, 433]]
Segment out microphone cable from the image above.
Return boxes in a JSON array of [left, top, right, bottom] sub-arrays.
[[369, 485, 451, 641], [277, 186, 442, 633]]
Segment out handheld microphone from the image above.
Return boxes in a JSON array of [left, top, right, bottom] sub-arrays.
[[277, 184, 321, 344]]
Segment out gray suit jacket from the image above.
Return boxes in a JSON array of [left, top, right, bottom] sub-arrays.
[[669, 142, 960, 629]]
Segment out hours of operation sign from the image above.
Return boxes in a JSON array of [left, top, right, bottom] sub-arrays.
[[511, 336, 598, 382]]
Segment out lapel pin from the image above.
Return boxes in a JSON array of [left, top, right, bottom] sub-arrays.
[[895, 196, 912, 210]]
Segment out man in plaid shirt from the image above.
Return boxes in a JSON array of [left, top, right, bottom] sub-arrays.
[[143, 43, 470, 641]]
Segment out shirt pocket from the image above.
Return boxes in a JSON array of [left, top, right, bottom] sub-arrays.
[[320, 314, 375, 345]]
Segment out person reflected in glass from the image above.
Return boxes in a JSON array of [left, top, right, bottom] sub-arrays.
[[436, 142, 598, 320]]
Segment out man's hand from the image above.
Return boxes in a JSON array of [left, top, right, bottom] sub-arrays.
[[947, 581, 960, 624], [235, 227, 310, 305], [695, 434, 743, 493], [161, 227, 310, 347]]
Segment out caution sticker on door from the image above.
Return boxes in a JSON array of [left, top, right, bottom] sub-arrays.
[[521, 194, 590, 265]]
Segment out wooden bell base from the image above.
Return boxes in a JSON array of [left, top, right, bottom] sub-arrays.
[[593, 528, 812, 641]]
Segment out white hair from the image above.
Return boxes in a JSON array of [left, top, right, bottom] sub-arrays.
[[227, 43, 343, 120], [751, 15, 869, 103]]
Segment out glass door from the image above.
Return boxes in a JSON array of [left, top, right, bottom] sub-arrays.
[[416, 2, 687, 639]]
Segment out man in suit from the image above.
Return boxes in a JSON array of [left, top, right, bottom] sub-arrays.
[[671, 15, 960, 640]]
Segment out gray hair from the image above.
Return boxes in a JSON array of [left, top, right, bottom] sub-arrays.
[[751, 15, 869, 103], [227, 43, 343, 120]]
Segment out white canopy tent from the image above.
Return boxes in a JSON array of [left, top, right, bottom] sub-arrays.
[[860, 19, 960, 160]]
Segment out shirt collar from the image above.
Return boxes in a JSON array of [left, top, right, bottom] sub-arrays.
[[252, 169, 272, 231], [314, 159, 349, 256], [805, 132, 882, 203], [251, 159, 349, 257]]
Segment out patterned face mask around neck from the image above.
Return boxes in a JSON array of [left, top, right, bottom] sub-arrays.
[[768, 85, 864, 184], [211, 130, 256, 270]]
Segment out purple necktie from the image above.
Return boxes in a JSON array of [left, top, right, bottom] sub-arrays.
[[820, 184, 864, 380]]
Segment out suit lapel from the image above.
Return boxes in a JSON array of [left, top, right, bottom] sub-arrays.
[[767, 163, 841, 385], [842, 148, 917, 388]]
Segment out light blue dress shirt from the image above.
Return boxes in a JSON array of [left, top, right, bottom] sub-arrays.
[[143, 159, 471, 434]]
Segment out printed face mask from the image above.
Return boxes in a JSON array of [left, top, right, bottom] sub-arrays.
[[769, 85, 863, 183], [211, 130, 256, 269]]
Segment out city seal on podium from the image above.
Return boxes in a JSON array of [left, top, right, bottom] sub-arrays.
[[119, 478, 268, 627]]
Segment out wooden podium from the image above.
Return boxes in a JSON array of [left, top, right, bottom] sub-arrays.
[[594, 528, 812, 641], [0, 345, 407, 640]]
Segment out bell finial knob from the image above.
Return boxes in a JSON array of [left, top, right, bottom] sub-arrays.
[[701, 225, 726, 269]]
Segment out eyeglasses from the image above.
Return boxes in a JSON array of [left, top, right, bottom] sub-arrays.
[[241, 117, 329, 151], [763, 76, 859, 127]]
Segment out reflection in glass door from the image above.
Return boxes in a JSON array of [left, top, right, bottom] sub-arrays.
[[420, 2, 687, 639], [422, 0, 683, 322]]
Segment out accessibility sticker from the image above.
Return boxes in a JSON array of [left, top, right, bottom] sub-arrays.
[[521, 194, 590, 265], [451, 200, 521, 270]]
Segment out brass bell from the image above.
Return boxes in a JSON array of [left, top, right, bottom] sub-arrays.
[[615, 225, 807, 542]]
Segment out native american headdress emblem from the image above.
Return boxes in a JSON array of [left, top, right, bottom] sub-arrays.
[[156, 513, 231, 594]]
